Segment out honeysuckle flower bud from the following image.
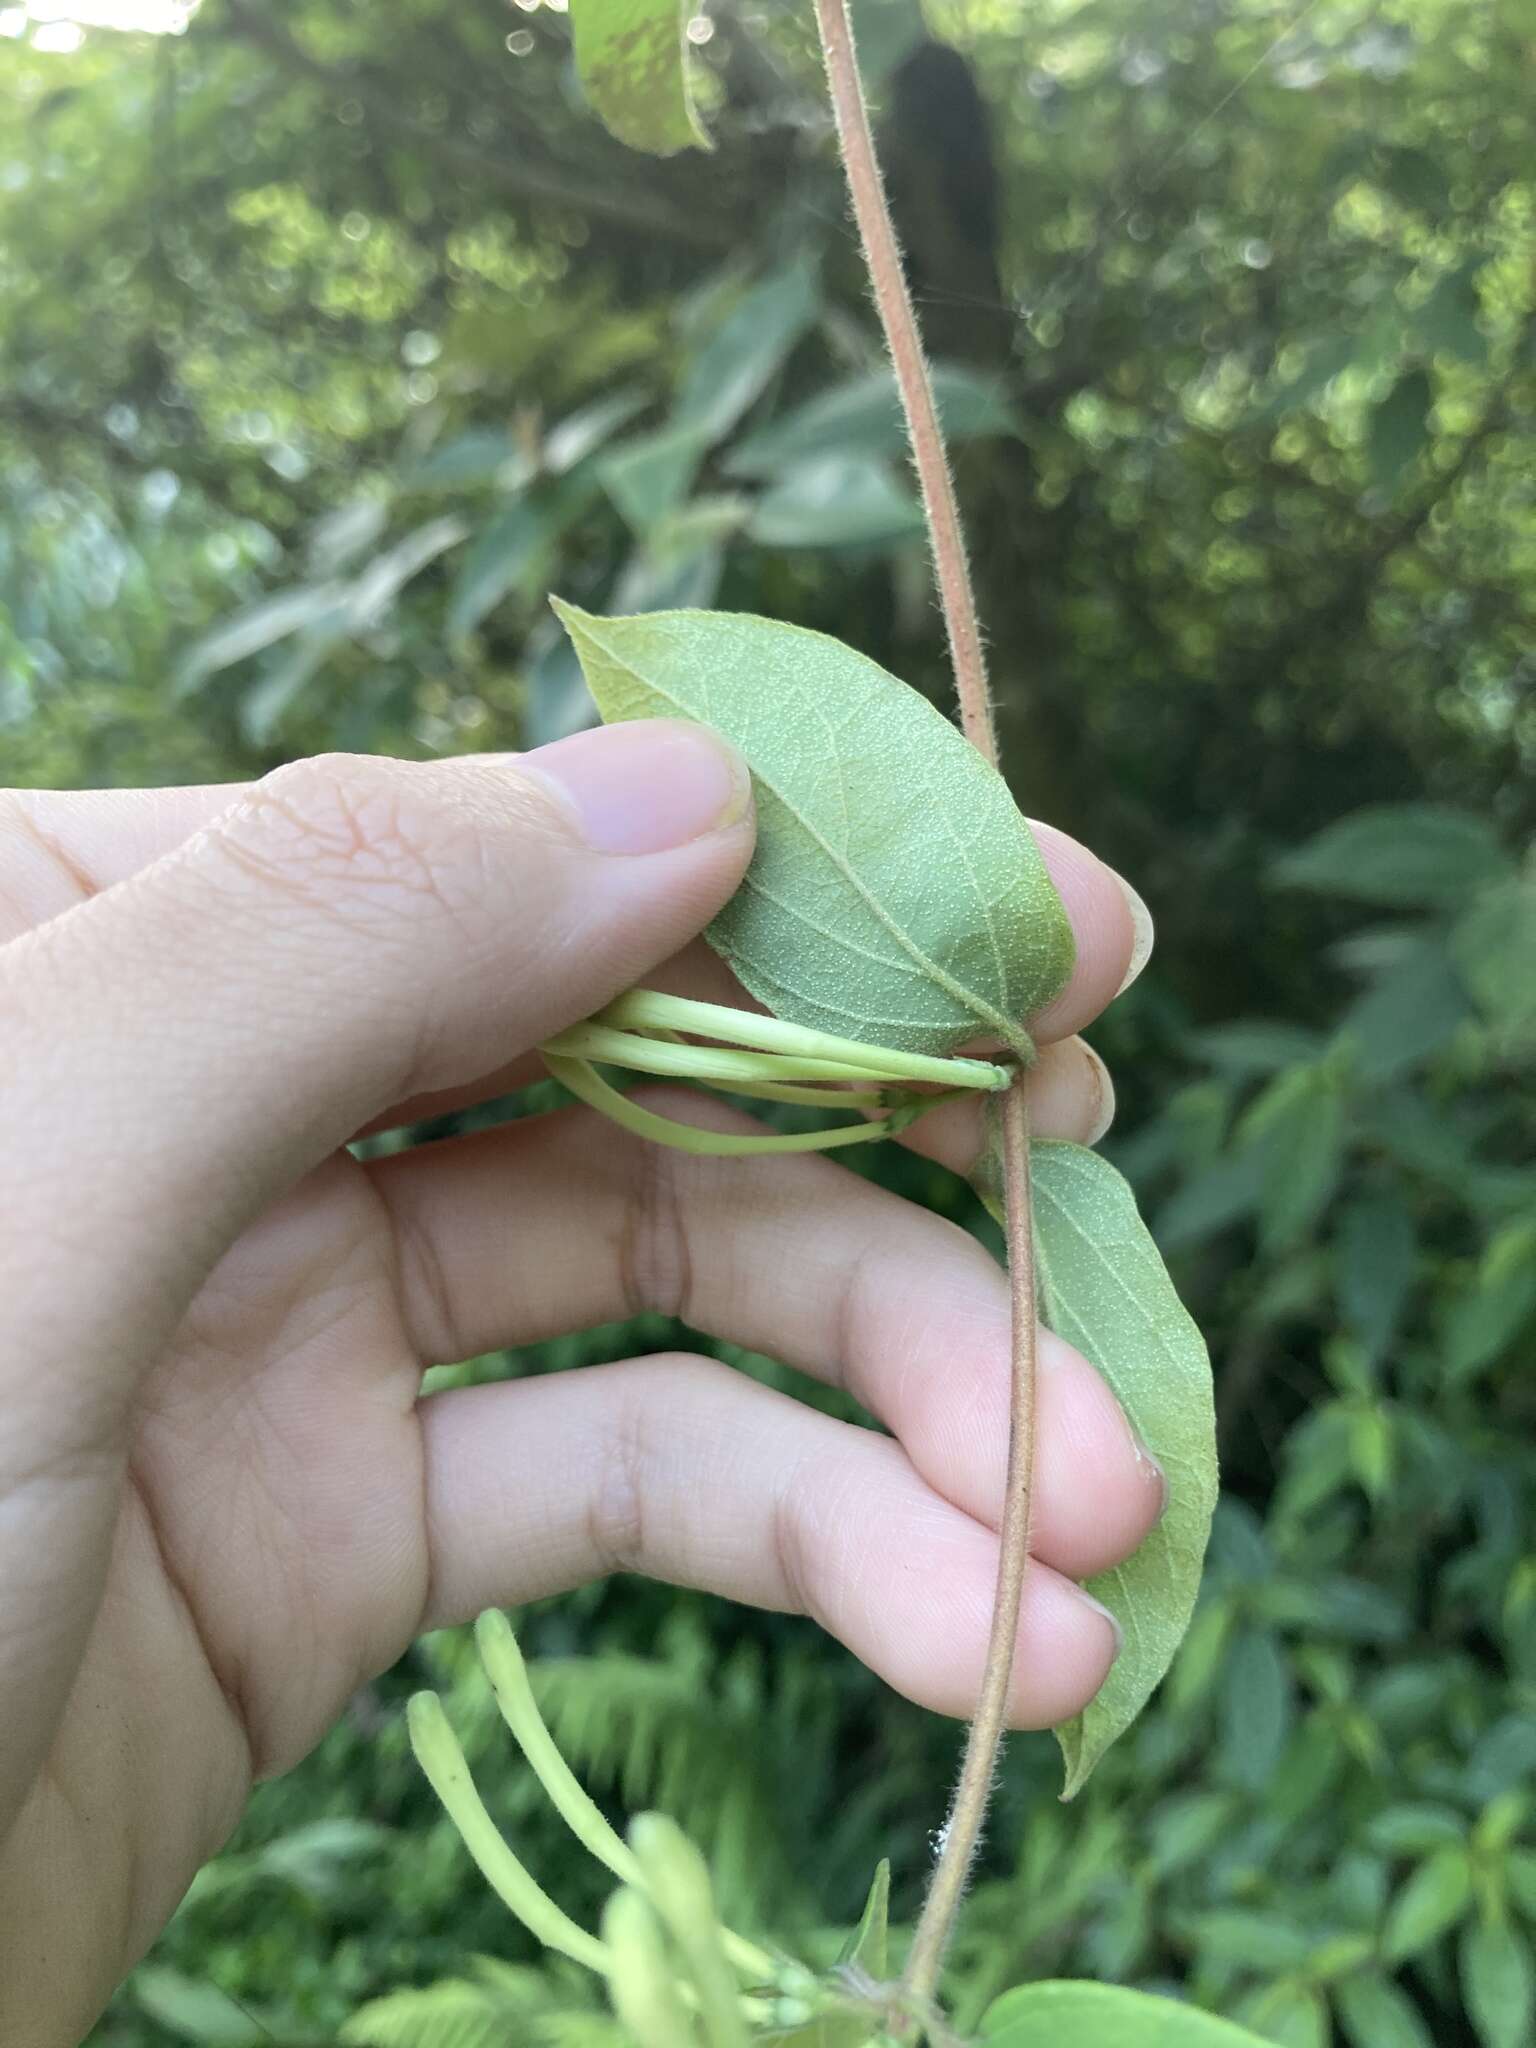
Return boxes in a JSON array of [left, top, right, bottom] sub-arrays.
[[602, 1885, 701, 2048]]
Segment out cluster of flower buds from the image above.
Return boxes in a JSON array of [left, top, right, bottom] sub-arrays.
[[541, 989, 1013, 1158], [407, 1611, 899, 2045]]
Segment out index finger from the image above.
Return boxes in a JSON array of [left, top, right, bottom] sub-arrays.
[[2, 782, 1149, 1135], [360, 815, 1150, 1133]]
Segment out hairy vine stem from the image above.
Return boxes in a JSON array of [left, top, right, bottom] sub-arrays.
[[811, 0, 1041, 2021], [812, 0, 997, 771]]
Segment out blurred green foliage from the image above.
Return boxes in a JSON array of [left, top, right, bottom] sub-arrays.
[[2, 0, 1532, 2042]]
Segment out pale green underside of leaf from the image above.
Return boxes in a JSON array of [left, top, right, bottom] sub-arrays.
[[568, 0, 710, 156], [553, 601, 1075, 1059], [982, 1981, 1268, 2046], [976, 1141, 1218, 1798]]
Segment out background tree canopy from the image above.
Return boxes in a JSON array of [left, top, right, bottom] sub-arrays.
[[3, 0, 1533, 2043]]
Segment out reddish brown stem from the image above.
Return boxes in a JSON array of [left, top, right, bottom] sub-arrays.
[[901, 1086, 1038, 2013], [811, 0, 1040, 2022], [812, 0, 997, 768]]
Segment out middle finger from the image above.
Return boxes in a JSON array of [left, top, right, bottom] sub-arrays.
[[370, 1089, 1165, 1584]]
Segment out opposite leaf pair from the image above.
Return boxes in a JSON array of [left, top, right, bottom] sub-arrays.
[[547, 598, 1216, 1797]]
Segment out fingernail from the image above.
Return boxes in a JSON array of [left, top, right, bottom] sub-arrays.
[[1082, 1041, 1116, 1146], [1113, 873, 1155, 996], [1075, 1585, 1124, 1660], [1141, 1441, 1170, 1523], [523, 721, 751, 855], [1117, 1407, 1170, 1523]]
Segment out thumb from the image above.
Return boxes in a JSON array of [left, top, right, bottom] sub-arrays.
[[1, 722, 753, 1401], [0, 721, 751, 1843]]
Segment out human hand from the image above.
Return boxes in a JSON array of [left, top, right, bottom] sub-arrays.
[[0, 728, 1161, 2041]]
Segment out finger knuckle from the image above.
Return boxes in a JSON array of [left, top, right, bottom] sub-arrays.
[[614, 1137, 695, 1323], [588, 1392, 650, 1576]]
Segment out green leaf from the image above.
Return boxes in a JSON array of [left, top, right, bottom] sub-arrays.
[[553, 601, 1075, 1056], [1217, 1629, 1293, 1790], [173, 582, 345, 696], [847, 0, 927, 88], [544, 388, 651, 473], [1368, 367, 1432, 488], [728, 364, 1019, 479], [1331, 1852, 1391, 1928], [1179, 1909, 1317, 1975], [1237, 1060, 1346, 1251], [1507, 1851, 1536, 1920], [1415, 259, 1488, 366], [1188, 1021, 1329, 1077], [1463, 1917, 1535, 2048], [403, 426, 533, 493], [133, 1969, 268, 2047], [1253, 332, 1358, 420], [758, 2015, 881, 2048], [1146, 1792, 1237, 1877], [599, 424, 713, 533], [1337, 936, 1471, 1083], [345, 514, 469, 630], [1348, 1400, 1395, 1499], [307, 495, 390, 573], [449, 488, 588, 643], [1463, 1717, 1536, 1804], [675, 260, 820, 441], [1334, 1973, 1434, 2048], [1440, 1219, 1536, 1384], [568, 0, 710, 156], [1020, 1143, 1217, 1796], [1156, 1150, 1267, 1251], [1230, 1982, 1330, 2048], [837, 1859, 890, 1978], [1453, 872, 1536, 1054], [1383, 1845, 1474, 1961], [1273, 804, 1510, 907], [1366, 1804, 1470, 1856], [1379, 145, 1451, 215], [982, 1981, 1268, 2045], [748, 455, 923, 549], [1335, 1193, 1416, 1365], [248, 1817, 392, 1900], [239, 624, 351, 746], [341, 1974, 552, 2048]]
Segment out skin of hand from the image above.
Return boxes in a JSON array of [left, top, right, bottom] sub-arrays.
[[0, 726, 1162, 2043]]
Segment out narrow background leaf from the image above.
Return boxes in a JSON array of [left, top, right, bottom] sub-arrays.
[[982, 1980, 1269, 2044], [1462, 1916, 1535, 2048], [1382, 1846, 1473, 1961], [1335, 1972, 1435, 2048], [1272, 804, 1510, 907]]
